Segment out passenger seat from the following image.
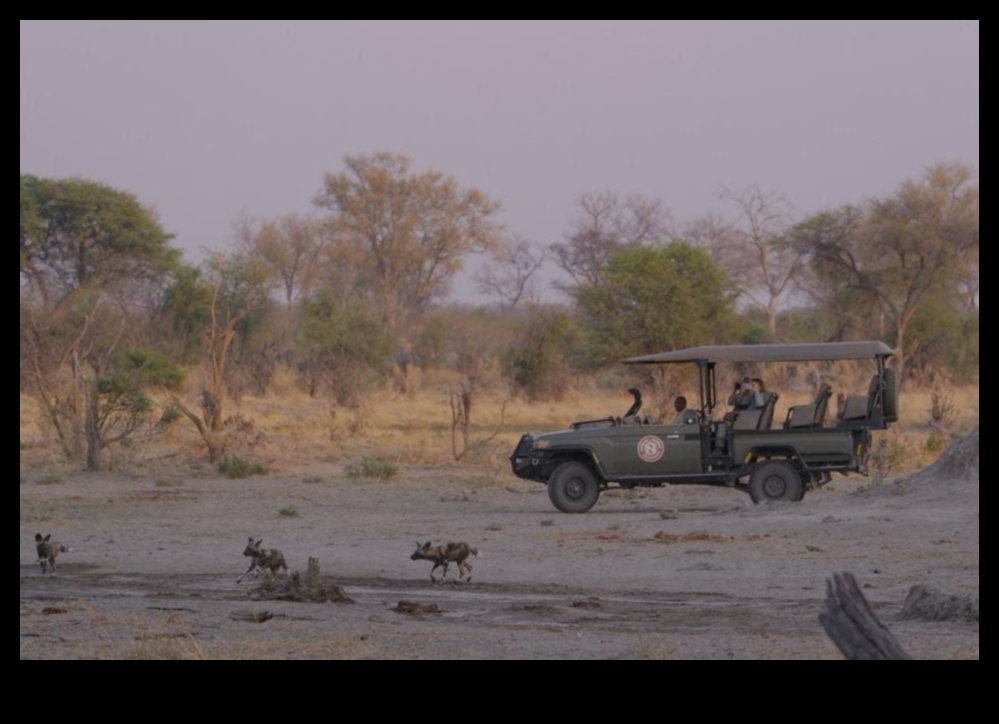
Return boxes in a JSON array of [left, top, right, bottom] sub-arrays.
[[784, 383, 832, 429]]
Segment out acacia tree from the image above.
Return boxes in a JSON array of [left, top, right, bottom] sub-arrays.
[[20, 175, 179, 468], [551, 192, 673, 288], [788, 163, 979, 376], [20, 174, 179, 310], [313, 153, 502, 334]]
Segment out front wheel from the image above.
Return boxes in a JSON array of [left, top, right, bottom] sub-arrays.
[[548, 462, 601, 513], [748, 461, 804, 503]]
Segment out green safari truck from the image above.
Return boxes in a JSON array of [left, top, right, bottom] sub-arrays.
[[510, 341, 899, 513]]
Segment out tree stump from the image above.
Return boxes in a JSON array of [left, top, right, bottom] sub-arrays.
[[819, 572, 911, 660]]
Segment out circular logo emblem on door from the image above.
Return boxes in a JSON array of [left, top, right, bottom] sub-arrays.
[[637, 435, 665, 463]]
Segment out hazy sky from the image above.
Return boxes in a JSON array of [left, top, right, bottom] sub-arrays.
[[20, 20, 979, 302]]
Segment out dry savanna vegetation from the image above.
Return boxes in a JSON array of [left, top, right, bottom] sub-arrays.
[[19, 372, 980, 482], [20, 156, 977, 659]]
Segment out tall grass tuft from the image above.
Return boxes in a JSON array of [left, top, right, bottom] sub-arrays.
[[216, 455, 269, 479], [345, 457, 398, 480]]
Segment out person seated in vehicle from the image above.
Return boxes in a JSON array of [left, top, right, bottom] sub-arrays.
[[750, 378, 768, 409], [728, 377, 757, 410], [673, 395, 702, 425]]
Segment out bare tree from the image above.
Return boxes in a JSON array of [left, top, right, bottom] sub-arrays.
[[171, 253, 274, 463], [681, 212, 741, 251], [552, 192, 674, 288], [713, 186, 803, 338], [236, 214, 329, 305], [475, 235, 549, 311], [22, 296, 152, 471]]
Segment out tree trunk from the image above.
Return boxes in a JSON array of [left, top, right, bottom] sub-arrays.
[[85, 381, 102, 472], [766, 300, 778, 339], [206, 435, 226, 464], [894, 321, 907, 385]]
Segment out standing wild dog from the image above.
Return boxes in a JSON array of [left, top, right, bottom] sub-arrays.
[[237, 537, 289, 583], [35, 533, 72, 574], [410, 541, 478, 583]]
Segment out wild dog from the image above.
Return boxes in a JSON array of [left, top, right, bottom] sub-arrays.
[[410, 541, 478, 583], [237, 537, 289, 583], [35, 533, 72, 574]]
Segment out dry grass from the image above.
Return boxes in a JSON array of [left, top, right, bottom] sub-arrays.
[[19, 380, 979, 480]]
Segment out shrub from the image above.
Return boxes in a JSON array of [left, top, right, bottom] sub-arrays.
[[216, 455, 269, 479], [345, 457, 398, 480], [121, 348, 186, 390]]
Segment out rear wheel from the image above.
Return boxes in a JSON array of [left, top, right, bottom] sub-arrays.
[[548, 462, 600, 513], [748, 461, 804, 503]]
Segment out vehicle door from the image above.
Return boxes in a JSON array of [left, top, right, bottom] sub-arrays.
[[611, 419, 702, 477]]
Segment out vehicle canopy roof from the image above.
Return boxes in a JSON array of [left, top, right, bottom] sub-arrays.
[[622, 341, 894, 366]]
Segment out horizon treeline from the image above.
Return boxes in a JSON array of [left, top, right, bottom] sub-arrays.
[[20, 155, 978, 469]]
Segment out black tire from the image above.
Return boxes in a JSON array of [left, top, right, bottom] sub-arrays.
[[548, 461, 601, 514], [882, 368, 899, 423], [748, 461, 804, 504]]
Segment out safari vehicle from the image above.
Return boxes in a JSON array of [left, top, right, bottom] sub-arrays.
[[510, 341, 899, 513]]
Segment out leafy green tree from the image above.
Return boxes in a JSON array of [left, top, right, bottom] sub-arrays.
[[297, 291, 394, 406], [20, 174, 179, 310], [575, 241, 738, 367], [20, 175, 181, 469], [504, 306, 578, 402]]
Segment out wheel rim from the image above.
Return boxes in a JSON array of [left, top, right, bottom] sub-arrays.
[[565, 476, 587, 500], [762, 474, 788, 498]]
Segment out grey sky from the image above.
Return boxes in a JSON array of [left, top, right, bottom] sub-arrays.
[[20, 20, 979, 303]]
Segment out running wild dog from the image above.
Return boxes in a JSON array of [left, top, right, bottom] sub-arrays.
[[237, 537, 289, 583], [35, 533, 72, 574], [410, 541, 478, 583]]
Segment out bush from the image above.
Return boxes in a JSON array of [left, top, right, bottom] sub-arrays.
[[345, 457, 398, 480], [121, 348, 186, 390], [924, 431, 946, 456], [216, 455, 269, 479]]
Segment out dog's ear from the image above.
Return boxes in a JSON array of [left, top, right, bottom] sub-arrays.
[[35, 533, 43, 542], [247, 536, 255, 545], [44, 534, 52, 542]]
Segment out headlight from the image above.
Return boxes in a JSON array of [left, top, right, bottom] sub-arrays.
[[532, 440, 550, 450]]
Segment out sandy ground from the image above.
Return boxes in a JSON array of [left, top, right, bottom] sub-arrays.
[[19, 462, 979, 660]]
